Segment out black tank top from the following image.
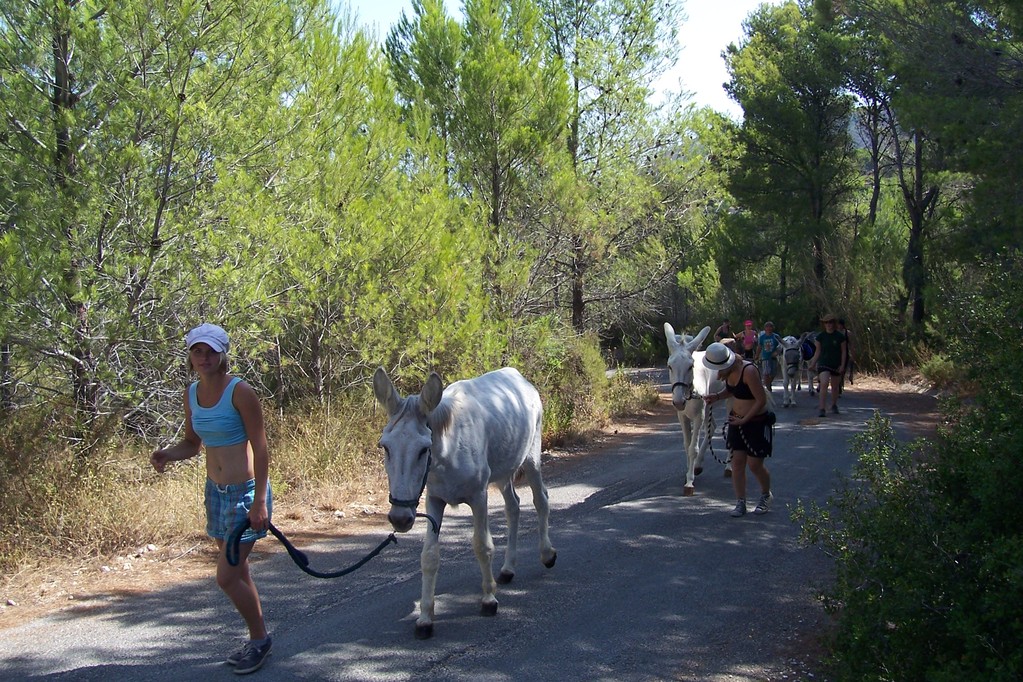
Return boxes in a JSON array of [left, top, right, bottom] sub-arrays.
[[728, 362, 758, 400]]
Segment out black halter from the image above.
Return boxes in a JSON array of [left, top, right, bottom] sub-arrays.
[[388, 452, 441, 534], [670, 381, 695, 402], [783, 348, 801, 376]]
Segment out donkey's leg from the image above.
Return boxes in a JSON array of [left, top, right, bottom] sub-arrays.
[[693, 404, 707, 478], [520, 456, 557, 569], [681, 416, 697, 495], [497, 480, 520, 584], [415, 495, 447, 639], [468, 493, 499, 617], [694, 420, 709, 482]]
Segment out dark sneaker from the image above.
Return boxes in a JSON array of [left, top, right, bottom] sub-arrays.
[[831, 404, 840, 414], [226, 643, 246, 666], [753, 492, 773, 515], [818, 409, 826, 417], [233, 638, 272, 675], [730, 499, 747, 517]]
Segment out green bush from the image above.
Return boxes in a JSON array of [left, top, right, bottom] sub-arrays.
[[918, 351, 958, 390], [795, 252, 1023, 681], [507, 320, 614, 445], [607, 369, 659, 418]]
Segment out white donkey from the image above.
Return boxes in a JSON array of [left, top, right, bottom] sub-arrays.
[[664, 323, 727, 495], [780, 333, 811, 407], [373, 366, 557, 639]]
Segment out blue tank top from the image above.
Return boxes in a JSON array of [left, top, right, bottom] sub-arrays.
[[189, 377, 248, 447]]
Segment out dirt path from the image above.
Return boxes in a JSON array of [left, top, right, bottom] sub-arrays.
[[0, 373, 941, 635]]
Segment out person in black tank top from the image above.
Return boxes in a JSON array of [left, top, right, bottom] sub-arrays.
[[703, 342, 774, 517]]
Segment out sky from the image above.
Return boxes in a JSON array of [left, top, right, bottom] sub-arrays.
[[338, 0, 783, 120]]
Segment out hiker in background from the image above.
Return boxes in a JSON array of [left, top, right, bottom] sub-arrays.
[[738, 319, 758, 361], [758, 321, 783, 392], [151, 323, 275, 675], [809, 313, 847, 418], [713, 318, 733, 344]]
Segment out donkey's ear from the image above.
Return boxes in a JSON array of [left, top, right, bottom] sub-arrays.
[[686, 326, 711, 352], [664, 323, 681, 352], [421, 372, 445, 414], [373, 367, 401, 416]]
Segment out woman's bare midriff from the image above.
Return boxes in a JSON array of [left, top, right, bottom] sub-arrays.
[[728, 396, 757, 421], [205, 442, 255, 485]]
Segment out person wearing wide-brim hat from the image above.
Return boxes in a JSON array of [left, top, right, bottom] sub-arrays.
[[150, 323, 275, 674], [809, 313, 847, 418], [703, 342, 774, 517]]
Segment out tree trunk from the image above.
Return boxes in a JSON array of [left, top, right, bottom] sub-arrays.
[[779, 243, 788, 306], [1, 341, 12, 411], [52, 4, 98, 420], [896, 130, 936, 329], [571, 235, 585, 331]]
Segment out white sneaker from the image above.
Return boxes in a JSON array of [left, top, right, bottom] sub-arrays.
[[730, 499, 747, 517]]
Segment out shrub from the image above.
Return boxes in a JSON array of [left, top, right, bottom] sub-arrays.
[[796, 251, 1023, 681], [918, 351, 958, 390]]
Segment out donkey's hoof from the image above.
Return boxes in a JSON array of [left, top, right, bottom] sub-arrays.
[[723, 468, 732, 478], [683, 485, 695, 496], [480, 601, 498, 617], [694, 466, 703, 476], [542, 551, 557, 569], [496, 570, 515, 584], [414, 623, 434, 639]]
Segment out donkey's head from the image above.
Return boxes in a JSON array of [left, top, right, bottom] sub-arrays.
[[781, 333, 809, 377], [664, 323, 711, 409], [373, 367, 444, 533]]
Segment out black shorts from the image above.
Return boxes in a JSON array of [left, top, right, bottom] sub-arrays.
[[726, 415, 773, 458]]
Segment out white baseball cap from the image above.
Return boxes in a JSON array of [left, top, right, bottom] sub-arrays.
[[185, 323, 229, 353]]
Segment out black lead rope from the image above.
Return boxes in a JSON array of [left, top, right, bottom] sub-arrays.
[[226, 519, 398, 579], [707, 407, 730, 466], [227, 454, 441, 578]]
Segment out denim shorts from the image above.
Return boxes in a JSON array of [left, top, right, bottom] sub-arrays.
[[205, 478, 272, 544]]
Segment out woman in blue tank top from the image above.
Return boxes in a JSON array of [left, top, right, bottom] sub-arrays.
[[150, 323, 274, 674]]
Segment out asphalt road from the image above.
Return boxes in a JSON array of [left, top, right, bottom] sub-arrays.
[[0, 370, 897, 681]]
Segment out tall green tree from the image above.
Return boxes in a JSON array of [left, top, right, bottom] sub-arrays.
[[0, 0, 378, 440], [840, 0, 963, 330], [384, 0, 462, 182], [723, 0, 857, 304], [454, 0, 570, 314], [540, 0, 685, 331], [848, 0, 1023, 254]]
